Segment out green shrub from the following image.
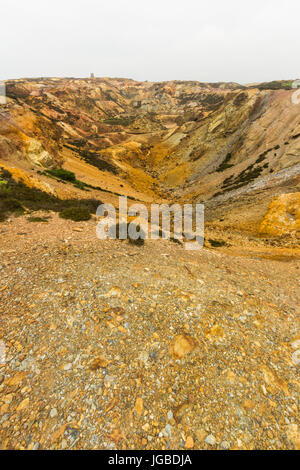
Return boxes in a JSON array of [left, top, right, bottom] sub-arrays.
[[103, 116, 133, 126], [45, 168, 92, 191], [216, 153, 233, 173], [27, 216, 49, 223], [108, 222, 145, 246], [0, 169, 101, 220], [0, 179, 10, 194], [208, 239, 228, 247], [129, 236, 145, 246], [0, 197, 24, 221], [74, 180, 88, 190], [128, 224, 145, 246], [257, 81, 293, 90], [59, 207, 91, 221], [0, 197, 23, 213], [46, 168, 76, 182], [170, 236, 183, 245]]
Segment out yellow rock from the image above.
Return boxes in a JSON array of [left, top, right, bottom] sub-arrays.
[[109, 428, 125, 444], [105, 286, 122, 298], [16, 397, 29, 412], [286, 424, 300, 450], [196, 429, 206, 442], [134, 397, 144, 417], [184, 436, 194, 449], [206, 324, 225, 339], [89, 356, 109, 370], [260, 365, 289, 395], [225, 370, 236, 383], [15, 342, 23, 352], [0, 404, 9, 415], [243, 399, 255, 410], [259, 193, 300, 236], [51, 423, 69, 443], [171, 335, 196, 359], [5, 371, 26, 387], [26, 138, 55, 168], [3, 394, 13, 404]]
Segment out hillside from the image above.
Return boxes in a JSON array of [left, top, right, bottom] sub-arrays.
[[0, 77, 299, 451], [1, 77, 299, 237]]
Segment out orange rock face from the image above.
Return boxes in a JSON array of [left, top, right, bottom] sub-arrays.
[[0, 77, 299, 234], [259, 193, 300, 236]]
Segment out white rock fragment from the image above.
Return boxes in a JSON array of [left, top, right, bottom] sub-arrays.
[[220, 440, 230, 449], [138, 351, 149, 364], [291, 339, 300, 350], [291, 349, 300, 365], [61, 439, 67, 449], [50, 408, 58, 418], [165, 424, 172, 436], [205, 434, 216, 446]]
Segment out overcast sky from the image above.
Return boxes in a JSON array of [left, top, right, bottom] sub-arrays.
[[1, 0, 299, 83]]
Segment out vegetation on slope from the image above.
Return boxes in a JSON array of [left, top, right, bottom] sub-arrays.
[[0, 169, 101, 222]]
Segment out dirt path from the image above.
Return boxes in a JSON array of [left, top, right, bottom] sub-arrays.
[[0, 215, 299, 450]]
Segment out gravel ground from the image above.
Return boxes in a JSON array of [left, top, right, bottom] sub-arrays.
[[0, 214, 299, 450]]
